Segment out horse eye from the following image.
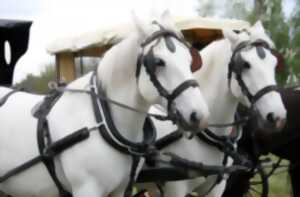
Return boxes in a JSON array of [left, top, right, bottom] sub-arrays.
[[243, 61, 251, 69], [154, 58, 165, 67]]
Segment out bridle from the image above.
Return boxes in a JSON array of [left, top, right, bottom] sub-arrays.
[[228, 39, 279, 108], [136, 22, 200, 126]]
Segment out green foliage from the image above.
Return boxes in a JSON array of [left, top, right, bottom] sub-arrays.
[[16, 66, 56, 94], [248, 0, 291, 85], [197, 1, 218, 17]]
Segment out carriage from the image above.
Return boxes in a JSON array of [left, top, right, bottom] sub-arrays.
[[45, 17, 249, 84], [0, 19, 32, 86], [0, 15, 290, 197]]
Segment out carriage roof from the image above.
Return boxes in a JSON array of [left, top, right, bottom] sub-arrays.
[[46, 17, 250, 83]]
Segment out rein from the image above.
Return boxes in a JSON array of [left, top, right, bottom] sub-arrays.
[[52, 84, 171, 122]]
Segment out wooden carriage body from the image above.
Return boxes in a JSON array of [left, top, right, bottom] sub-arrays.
[[46, 17, 250, 83]]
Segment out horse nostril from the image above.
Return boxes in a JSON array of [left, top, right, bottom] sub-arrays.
[[190, 111, 201, 125], [266, 112, 275, 123]]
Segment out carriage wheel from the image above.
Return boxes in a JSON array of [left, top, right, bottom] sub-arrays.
[[245, 163, 269, 197]]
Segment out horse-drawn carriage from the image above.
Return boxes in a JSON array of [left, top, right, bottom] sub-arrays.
[[0, 19, 32, 86], [45, 17, 249, 83], [0, 14, 293, 197]]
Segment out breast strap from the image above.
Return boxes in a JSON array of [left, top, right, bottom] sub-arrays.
[[34, 90, 72, 197]]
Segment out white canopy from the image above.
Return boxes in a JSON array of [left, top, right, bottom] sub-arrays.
[[47, 17, 250, 55]]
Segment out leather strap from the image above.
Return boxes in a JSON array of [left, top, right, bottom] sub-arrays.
[[92, 74, 157, 154], [35, 91, 72, 197], [251, 85, 279, 104], [37, 118, 72, 197], [0, 87, 22, 107], [168, 80, 199, 106]]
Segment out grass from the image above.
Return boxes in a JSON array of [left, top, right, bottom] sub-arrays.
[[249, 155, 292, 197]]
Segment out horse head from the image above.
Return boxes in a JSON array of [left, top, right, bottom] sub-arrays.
[[133, 11, 209, 130], [224, 21, 286, 131]]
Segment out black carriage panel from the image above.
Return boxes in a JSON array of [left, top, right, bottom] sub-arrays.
[[0, 19, 32, 86]]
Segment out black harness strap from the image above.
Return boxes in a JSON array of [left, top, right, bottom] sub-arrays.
[[0, 87, 23, 107], [92, 74, 157, 154], [34, 90, 72, 197], [89, 73, 157, 197], [168, 80, 199, 106], [0, 156, 43, 183], [154, 130, 183, 150], [197, 129, 250, 167], [37, 119, 72, 197], [251, 85, 279, 104]]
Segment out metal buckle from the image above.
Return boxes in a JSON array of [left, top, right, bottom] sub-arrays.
[[88, 122, 105, 132]]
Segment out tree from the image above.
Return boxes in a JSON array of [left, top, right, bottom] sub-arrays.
[[252, 0, 291, 84], [16, 66, 56, 94]]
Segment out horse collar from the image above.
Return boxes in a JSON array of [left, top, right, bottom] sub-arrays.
[[91, 73, 157, 155]]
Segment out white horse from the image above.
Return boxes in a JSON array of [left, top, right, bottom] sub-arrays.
[[0, 12, 209, 197], [152, 21, 287, 197]]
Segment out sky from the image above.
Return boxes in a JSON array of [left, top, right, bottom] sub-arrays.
[[0, 0, 297, 82], [0, 0, 296, 20], [0, 0, 199, 20]]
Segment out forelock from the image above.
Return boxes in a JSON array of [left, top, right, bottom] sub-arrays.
[[249, 29, 275, 49]]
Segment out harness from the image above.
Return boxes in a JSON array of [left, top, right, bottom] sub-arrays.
[[137, 39, 282, 197], [0, 22, 202, 197], [136, 21, 201, 127], [0, 87, 23, 107], [0, 74, 158, 197], [190, 40, 281, 196], [228, 40, 280, 106]]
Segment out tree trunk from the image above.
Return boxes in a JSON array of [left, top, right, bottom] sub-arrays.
[[254, 0, 265, 19]]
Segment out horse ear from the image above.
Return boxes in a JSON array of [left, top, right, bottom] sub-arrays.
[[222, 28, 239, 47], [252, 21, 265, 33], [131, 11, 147, 38], [161, 10, 173, 26]]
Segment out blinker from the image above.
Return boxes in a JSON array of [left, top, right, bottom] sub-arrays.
[[190, 48, 202, 73], [143, 47, 165, 73], [256, 46, 266, 59], [164, 37, 176, 53]]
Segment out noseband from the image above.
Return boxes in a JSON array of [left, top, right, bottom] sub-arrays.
[[136, 23, 199, 123], [228, 40, 279, 106]]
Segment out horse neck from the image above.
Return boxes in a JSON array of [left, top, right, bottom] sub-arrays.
[[196, 39, 239, 135], [97, 35, 149, 142]]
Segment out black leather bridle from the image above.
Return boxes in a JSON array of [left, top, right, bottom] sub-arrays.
[[136, 22, 200, 125], [228, 40, 279, 107]]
